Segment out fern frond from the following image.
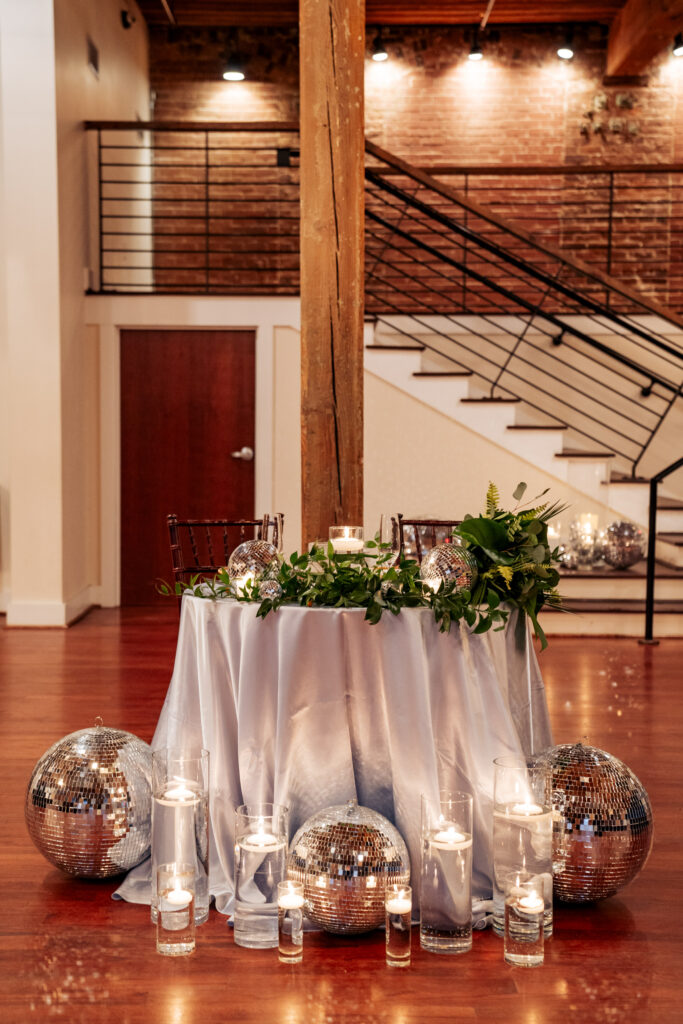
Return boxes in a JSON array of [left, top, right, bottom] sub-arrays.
[[486, 482, 501, 516]]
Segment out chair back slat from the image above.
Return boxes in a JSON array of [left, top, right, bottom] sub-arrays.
[[395, 515, 462, 564], [166, 513, 285, 589]]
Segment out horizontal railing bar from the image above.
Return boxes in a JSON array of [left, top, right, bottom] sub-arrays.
[[366, 169, 683, 360], [85, 120, 300, 131], [101, 214, 301, 221], [366, 139, 683, 332], [101, 196, 299, 203], [366, 207, 680, 394], [365, 255, 668, 412], [372, 163, 683, 177]]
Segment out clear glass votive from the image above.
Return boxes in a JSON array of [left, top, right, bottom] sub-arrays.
[[492, 755, 553, 939], [156, 863, 196, 956], [385, 883, 412, 968], [504, 871, 545, 967], [420, 791, 473, 954], [151, 748, 210, 926], [278, 880, 304, 964], [234, 803, 289, 949], [328, 525, 364, 554]]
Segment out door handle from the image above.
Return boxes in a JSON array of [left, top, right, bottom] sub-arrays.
[[231, 445, 254, 461]]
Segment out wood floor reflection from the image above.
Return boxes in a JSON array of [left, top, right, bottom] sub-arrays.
[[2, 608, 679, 1023]]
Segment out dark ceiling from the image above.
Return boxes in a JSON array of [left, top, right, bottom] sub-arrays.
[[134, 1, 626, 28]]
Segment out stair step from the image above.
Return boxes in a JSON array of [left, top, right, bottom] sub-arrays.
[[657, 497, 683, 510], [546, 599, 683, 614], [658, 532, 683, 546], [607, 473, 649, 484], [413, 371, 472, 377], [507, 424, 567, 431], [460, 397, 520, 404], [560, 562, 683, 579], [365, 344, 425, 351], [557, 448, 616, 459]]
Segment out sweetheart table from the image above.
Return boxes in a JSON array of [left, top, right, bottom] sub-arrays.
[[115, 595, 552, 924]]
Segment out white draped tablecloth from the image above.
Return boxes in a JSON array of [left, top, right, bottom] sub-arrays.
[[116, 596, 552, 925]]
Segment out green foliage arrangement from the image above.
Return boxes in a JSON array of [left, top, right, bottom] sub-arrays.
[[159, 482, 565, 648]]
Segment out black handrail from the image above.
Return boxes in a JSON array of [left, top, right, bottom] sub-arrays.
[[641, 454, 683, 644], [365, 167, 683, 368]]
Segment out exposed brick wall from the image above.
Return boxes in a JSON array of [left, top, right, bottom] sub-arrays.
[[141, 24, 683, 308]]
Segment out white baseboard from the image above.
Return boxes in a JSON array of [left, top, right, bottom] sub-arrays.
[[6, 586, 96, 627]]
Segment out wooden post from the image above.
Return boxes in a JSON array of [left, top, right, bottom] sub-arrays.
[[299, 0, 365, 548]]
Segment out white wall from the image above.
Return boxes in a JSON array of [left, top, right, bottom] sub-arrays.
[[0, 0, 149, 624]]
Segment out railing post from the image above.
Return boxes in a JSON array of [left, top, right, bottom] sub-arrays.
[[640, 476, 659, 645], [606, 171, 614, 307], [98, 129, 103, 293], [204, 129, 209, 294]]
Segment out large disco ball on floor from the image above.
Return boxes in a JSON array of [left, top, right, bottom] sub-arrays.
[[288, 800, 410, 934], [539, 742, 653, 902], [25, 720, 153, 878]]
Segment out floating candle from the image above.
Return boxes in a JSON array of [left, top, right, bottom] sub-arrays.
[[165, 888, 193, 908], [386, 897, 412, 915], [510, 802, 544, 816], [518, 893, 544, 913], [278, 892, 305, 910], [242, 831, 282, 850], [430, 826, 472, 850]]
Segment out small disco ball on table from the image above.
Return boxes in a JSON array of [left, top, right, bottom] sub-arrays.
[[288, 800, 410, 934], [539, 742, 653, 902], [25, 719, 153, 878], [419, 542, 478, 593]]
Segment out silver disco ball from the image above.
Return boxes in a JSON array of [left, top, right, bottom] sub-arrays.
[[25, 721, 153, 878], [420, 542, 478, 593], [288, 800, 410, 934], [258, 578, 283, 601], [227, 539, 280, 586], [538, 742, 653, 903], [602, 521, 645, 570]]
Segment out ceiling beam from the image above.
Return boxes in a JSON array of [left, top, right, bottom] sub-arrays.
[[606, 0, 683, 75]]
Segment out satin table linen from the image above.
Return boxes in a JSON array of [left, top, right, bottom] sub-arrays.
[[115, 596, 552, 923]]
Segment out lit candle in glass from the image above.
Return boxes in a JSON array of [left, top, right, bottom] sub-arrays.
[[329, 526, 364, 554], [278, 881, 304, 963]]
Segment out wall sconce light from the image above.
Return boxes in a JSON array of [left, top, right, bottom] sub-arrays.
[[468, 29, 483, 62], [223, 53, 245, 81], [371, 31, 389, 62], [557, 28, 574, 60], [674, 33, 683, 57]]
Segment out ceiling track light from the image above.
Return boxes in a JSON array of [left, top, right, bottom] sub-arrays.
[[371, 30, 388, 62], [223, 52, 245, 81], [674, 32, 683, 57], [468, 28, 483, 62], [557, 27, 574, 60]]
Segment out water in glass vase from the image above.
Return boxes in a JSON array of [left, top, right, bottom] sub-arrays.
[[234, 839, 287, 948], [492, 803, 552, 937], [420, 830, 472, 954], [152, 787, 209, 925]]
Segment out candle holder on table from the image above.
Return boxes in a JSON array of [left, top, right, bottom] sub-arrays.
[[503, 871, 545, 967], [385, 883, 412, 968], [156, 862, 196, 956], [420, 791, 473, 954], [234, 803, 289, 949], [278, 880, 305, 964], [328, 526, 364, 554], [151, 748, 209, 925], [492, 755, 552, 938]]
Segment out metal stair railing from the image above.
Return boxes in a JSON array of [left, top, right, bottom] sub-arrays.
[[364, 140, 683, 479]]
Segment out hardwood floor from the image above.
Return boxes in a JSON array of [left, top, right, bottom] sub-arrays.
[[2, 608, 681, 1023]]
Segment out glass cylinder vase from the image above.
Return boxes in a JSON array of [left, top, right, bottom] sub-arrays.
[[420, 791, 473, 954]]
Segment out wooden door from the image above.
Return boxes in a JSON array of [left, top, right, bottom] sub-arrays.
[[120, 329, 255, 605]]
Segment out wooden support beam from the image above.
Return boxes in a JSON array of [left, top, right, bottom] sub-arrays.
[[299, 0, 365, 548], [607, 0, 683, 76]]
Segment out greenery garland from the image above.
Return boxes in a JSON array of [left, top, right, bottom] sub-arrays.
[[159, 482, 565, 649]]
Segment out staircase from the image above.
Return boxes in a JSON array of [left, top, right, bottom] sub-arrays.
[[363, 141, 683, 636]]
